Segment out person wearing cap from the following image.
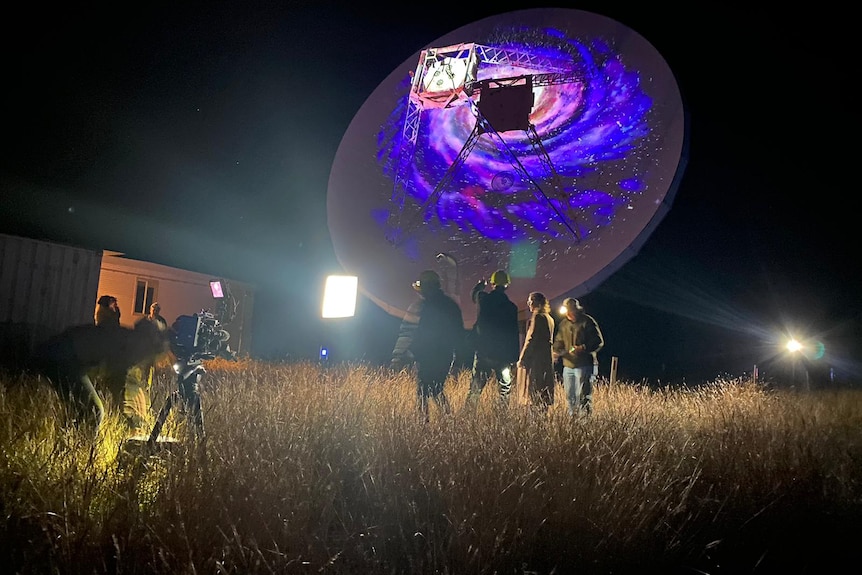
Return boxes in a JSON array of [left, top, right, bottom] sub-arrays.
[[516, 292, 556, 411], [553, 297, 604, 415], [391, 270, 465, 421], [465, 269, 520, 406]]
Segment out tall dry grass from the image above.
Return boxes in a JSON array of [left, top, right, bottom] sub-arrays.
[[1, 360, 861, 574]]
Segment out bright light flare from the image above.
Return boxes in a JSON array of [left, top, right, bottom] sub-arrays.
[[783, 336, 826, 360], [322, 275, 358, 318], [786, 338, 803, 353]]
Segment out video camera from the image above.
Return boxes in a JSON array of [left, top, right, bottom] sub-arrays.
[[168, 279, 239, 362], [143, 280, 238, 449], [170, 310, 234, 362]]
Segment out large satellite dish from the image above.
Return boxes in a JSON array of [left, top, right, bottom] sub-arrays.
[[327, 8, 687, 327]]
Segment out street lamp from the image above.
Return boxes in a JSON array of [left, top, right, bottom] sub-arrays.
[[785, 337, 810, 391]]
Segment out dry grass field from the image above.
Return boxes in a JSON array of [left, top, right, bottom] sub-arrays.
[[1, 359, 861, 574]]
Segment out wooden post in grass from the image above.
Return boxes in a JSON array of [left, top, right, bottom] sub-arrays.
[[610, 356, 619, 384]]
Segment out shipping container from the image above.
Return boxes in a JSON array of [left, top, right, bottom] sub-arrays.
[[0, 233, 103, 367], [0, 233, 256, 369]]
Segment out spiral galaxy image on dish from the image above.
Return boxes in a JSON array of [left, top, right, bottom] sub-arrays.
[[328, 8, 687, 325]]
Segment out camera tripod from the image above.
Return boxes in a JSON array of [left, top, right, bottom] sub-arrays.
[[145, 356, 206, 450]]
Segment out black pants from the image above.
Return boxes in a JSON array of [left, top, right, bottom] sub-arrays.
[[467, 354, 514, 403], [416, 364, 451, 420]]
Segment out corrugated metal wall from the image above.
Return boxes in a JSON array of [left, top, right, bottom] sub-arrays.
[[0, 233, 103, 367]]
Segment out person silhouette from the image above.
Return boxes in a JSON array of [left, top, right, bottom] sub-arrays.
[[391, 270, 465, 422], [465, 269, 520, 407]]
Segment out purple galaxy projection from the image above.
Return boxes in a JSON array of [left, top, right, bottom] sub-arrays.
[[376, 34, 649, 244], [327, 9, 686, 326]]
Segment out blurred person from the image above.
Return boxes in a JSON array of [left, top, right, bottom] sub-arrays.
[[553, 297, 604, 416], [92, 295, 167, 432], [32, 318, 170, 434], [123, 302, 172, 434], [148, 302, 168, 331], [516, 292, 556, 412], [391, 270, 464, 422], [95, 295, 120, 327], [464, 269, 520, 407], [94, 294, 129, 425]]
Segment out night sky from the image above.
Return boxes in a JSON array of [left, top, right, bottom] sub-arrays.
[[2, 2, 856, 384]]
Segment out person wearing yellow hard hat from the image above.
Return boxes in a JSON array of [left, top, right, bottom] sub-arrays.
[[391, 270, 465, 422], [465, 269, 520, 407]]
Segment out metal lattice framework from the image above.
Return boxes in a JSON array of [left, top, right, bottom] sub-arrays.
[[386, 42, 585, 245]]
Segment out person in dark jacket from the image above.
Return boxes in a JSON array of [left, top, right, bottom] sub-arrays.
[[553, 297, 604, 415], [391, 270, 464, 421], [465, 269, 520, 406], [517, 292, 556, 411]]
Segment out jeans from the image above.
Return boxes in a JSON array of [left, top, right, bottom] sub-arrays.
[[562, 365, 597, 415], [123, 364, 153, 433]]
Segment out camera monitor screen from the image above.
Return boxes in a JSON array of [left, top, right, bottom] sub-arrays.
[[210, 280, 224, 299]]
